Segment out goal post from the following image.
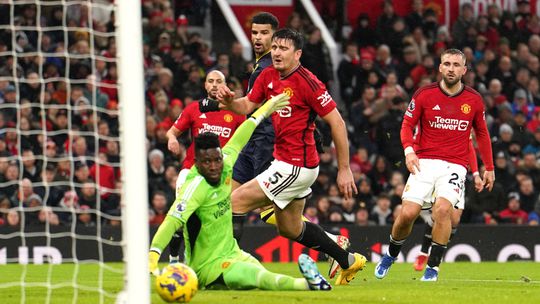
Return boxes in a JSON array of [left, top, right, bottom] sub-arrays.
[[116, 0, 150, 302]]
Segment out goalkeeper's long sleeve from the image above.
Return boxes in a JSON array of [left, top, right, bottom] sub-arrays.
[[150, 215, 182, 255]]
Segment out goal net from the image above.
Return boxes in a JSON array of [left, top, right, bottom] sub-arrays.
[[0, 1, 149, 303]]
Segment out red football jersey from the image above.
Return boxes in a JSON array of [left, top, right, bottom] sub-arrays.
[[401, 83, 494, 170], [173, 101, 245, 169], [247, 65, 336, 167]]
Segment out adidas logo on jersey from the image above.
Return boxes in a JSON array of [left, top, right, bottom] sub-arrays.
[[199, 113, 207, 118], [432, 105, 441, 110], [268, 82, 273, 89]]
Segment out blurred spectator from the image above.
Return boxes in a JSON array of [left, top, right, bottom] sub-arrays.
[[350, 13, 377, 48], [376, 1, 398, 46], [328, 206, 344, 224], [90, 152, 117, 198], [517, 176, 537, 212], [301, 27, 333, 87], [369, 194, 392, 225], [4, 208, 21, 228], [79, 182, 97, 210], [452, 3, 475, 48], [316, 196, 331, 224], [367, 155, 392, 195], [22, 149, 41, 183], [405, 0, 424, 33], [340, 197, 357, 223], [375, 96, 406, 170], [303, 204, 319, 224], [355, 202, 376, 226], [499, 192, 529, 224], [467, 167, 506, 223], [38, 206, 60, 226], [357, 177, 375, 209], [57, 190, 80, 224], [77, 204, 96, 227], [149, 191, 168, 226], [337, 42, 361, 113], [494, 151, 516, 193]]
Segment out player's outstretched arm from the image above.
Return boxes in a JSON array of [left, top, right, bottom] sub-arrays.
[[216, 84, 258, 115], [149, 215, 183, 275]]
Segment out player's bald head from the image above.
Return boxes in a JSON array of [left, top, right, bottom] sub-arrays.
[[206, 70, 225, 82]]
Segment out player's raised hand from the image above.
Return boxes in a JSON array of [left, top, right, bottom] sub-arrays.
[[473, 173, 484, 192], [483, 170, 495, 191], [337, 168, 358, 200], [250, 93, 290, 122], [168, 138, 181, 155], [263, 93, 290, 117], [216, 84, 235, 106], [405, 152, 420, 175]]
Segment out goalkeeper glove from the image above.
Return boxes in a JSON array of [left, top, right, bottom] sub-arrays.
[[250, 93, 290, 124], [149, 250, 161, 276]]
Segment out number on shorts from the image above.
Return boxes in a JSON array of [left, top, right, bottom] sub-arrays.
[[448, 173, 459, 186], [268, 172, 283, 184]]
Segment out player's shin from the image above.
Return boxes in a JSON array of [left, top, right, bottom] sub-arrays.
[[427, 241, 447, 269], [295, 222, 351, 269], [420, 223, 433, 254], [232, 213, 246, 241]]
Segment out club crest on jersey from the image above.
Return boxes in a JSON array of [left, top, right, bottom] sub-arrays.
[[408, 99, 415, 111], [461, 103, 471, 114], [283, 87, 294, 97], [223, 114, 233, 122]]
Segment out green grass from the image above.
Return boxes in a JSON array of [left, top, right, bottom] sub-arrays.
[[0, 262, 539, 303]]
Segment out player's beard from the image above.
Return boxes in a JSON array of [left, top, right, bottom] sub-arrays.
[[442, 74, 461, 89]]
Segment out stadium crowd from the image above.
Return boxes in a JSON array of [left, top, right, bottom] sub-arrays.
[[1, 0, 540, 229]]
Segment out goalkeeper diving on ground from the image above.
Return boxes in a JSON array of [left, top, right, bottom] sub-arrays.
[[149, 93, 331, 291]]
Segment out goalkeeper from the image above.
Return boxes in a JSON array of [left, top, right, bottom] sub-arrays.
[[149, 93, 331, 291]]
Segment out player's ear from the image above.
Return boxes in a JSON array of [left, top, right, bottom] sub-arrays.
[[295, 49, 302, 60]]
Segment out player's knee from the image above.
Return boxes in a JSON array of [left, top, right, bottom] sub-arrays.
[[275, 222, 302, 240], [231, 190, 250, 214], [432, 204, 452, 221], [399, 206, 419, 223]]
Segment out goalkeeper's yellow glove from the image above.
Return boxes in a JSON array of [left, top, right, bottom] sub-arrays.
[[149, 251, 161, 276], [250, 93, 290, 124]]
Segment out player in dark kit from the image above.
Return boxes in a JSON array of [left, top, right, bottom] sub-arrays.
[[375, 49, 495, 281]]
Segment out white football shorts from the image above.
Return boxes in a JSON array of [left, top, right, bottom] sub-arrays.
[[403, 159, 467, 209], [256, 160, 318, 209]]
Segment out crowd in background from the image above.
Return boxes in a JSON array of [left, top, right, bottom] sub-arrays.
[[1, 0, 540, 229]]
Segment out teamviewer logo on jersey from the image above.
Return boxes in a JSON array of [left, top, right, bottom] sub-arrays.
[[277, 106, 292, 117], [429, 116, 469, 131]]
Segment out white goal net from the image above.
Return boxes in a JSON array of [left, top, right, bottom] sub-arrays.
[[0, 1, 148, 303]]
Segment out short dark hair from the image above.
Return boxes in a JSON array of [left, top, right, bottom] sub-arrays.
[[272, 28, 304, 50], [440, 48, 466, 65], [252, 12, 279, 30], [195, 132, 220, 151]]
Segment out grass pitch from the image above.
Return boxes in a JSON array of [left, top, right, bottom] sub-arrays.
[[0, 262, 538, 304]]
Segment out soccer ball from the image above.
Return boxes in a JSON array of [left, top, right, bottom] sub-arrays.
[[155, 263, 198, 303]]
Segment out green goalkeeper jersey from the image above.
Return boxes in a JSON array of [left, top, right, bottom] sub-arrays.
[[150, 117, 259, 286], [171, 144, 241, 285]]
